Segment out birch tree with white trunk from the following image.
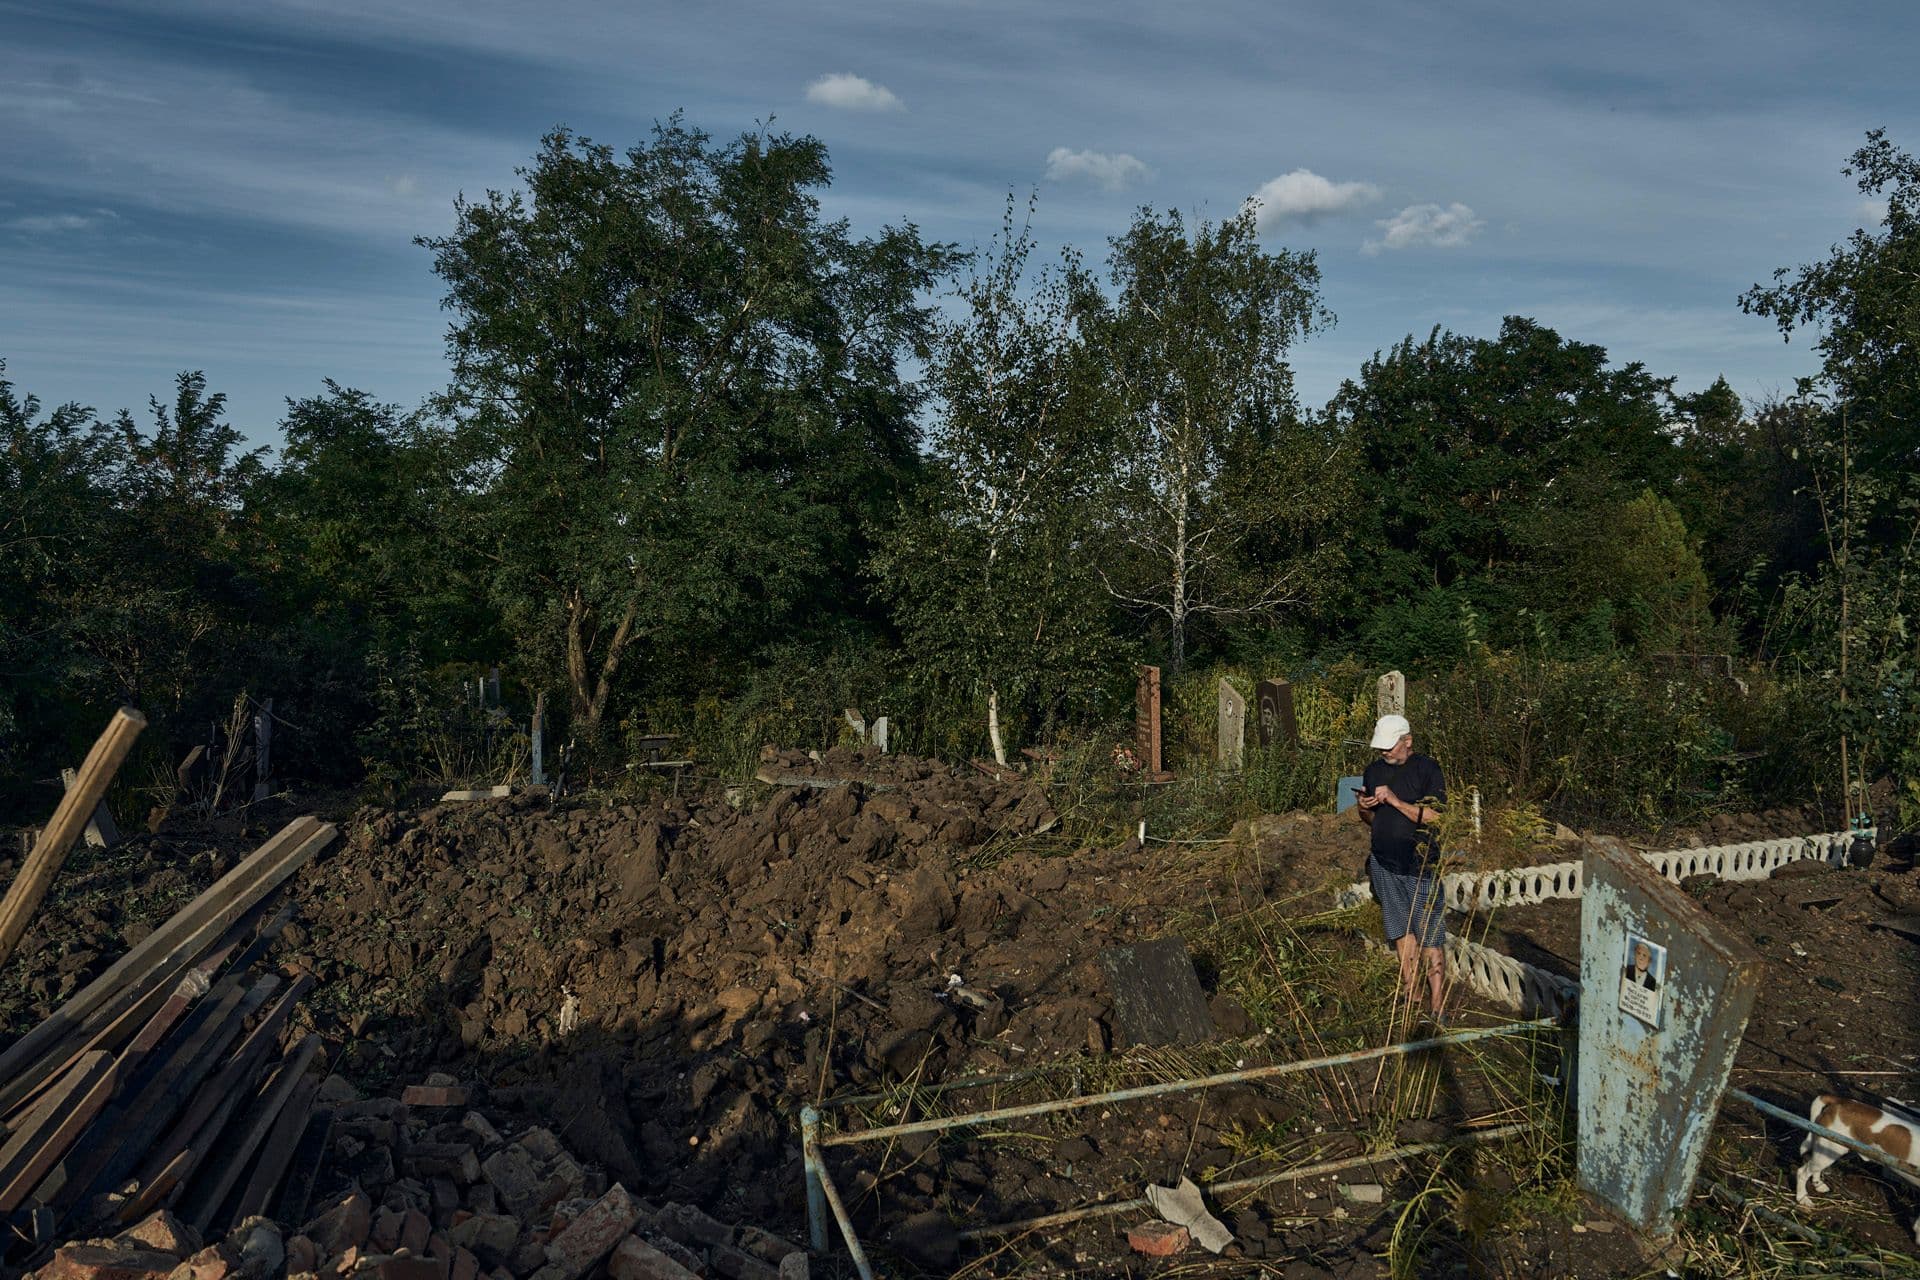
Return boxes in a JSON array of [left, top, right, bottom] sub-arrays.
[[873, 197, 1119, 763], [1073, 205, 1338, 672]]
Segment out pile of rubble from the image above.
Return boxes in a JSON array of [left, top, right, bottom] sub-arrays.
[[31, 1077, 804, 1280]]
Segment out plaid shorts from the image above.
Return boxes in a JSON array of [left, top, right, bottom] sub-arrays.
[[1370, 857, 1446, 948]]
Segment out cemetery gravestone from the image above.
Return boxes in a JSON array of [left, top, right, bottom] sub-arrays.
[[1255, 679, 1297, 747], [1216, 679, 1246, 770], [1576, 836, 1763, 1235], [1135, 665, 1163, 775], [1099, 938, 1214, 1046], [59, 768, 119, 849], [252, 697, 273, 802], [1376, 670, 1405, 718], [531, 692, 546, 786]]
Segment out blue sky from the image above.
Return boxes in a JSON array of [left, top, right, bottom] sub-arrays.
[[2, 0, 1914, 444]]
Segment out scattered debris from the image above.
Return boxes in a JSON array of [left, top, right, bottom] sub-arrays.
[[1124, 1220, 1190, 1258], [1144, 1177, 1233, 1253]]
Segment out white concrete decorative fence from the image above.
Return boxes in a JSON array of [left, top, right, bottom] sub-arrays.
[[1337, 830, 1864, 911], [1446, 934, 1579, 1020], [1638, 830, 1857, 883], [1338, 829, 1869, 1016]]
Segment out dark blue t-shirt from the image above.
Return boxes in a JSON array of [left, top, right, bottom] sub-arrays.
[[1364, 753, 1445, 874]]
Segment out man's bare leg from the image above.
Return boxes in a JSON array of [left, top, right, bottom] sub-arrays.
[[1395, 933, 1421, 1008], [1422, 946, 1445, 1019]]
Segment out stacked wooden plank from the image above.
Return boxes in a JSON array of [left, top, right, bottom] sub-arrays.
[[0, 815, 337, 1270]]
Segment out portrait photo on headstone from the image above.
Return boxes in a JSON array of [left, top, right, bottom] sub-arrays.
[[1619, 932, 1666, 1027]]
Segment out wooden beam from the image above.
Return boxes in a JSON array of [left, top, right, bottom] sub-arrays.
[[181, 1034, 321, 1234], [130, 975, 313, 1201], [2, 940, 238, 1128], [54, 976, 275, 1213], [231, 1072, 319, 1223], [0, 708, 146, 966], [154, 1049, 272, 1219], [0, 1051, 117, 1212], [269, 1105, 334, 1225], [0, 817, 332, 1114]]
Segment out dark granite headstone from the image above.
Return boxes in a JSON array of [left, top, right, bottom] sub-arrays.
[[1099, 938, 1214, 1047]]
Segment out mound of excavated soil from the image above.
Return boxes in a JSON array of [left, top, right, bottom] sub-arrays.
[[0, 827, 266, 1036], [276, 753, 1223, 1220]]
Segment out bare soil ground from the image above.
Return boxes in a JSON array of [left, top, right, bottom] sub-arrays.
[[3, 756, 1907, 1277]]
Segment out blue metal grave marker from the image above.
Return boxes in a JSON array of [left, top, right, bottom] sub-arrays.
[[1336, 775, 1364, 813], [1576, 836, 1763, 1234]]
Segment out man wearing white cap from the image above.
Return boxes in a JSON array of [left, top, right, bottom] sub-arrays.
[[1356, 713, 1449, 1023]]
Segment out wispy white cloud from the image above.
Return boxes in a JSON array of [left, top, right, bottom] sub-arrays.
[[6, 209, 117, 234], [0, 44, 520, 241], [1248, 168, 1381, 227], [804, 72, 903, 112], [1855, 197, 1888, 226], [1045, 146, 1151, 190], [1363, 201, 1485, 253]]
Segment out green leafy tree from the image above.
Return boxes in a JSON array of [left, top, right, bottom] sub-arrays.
[[1327, 318, 1678, 659], [419, 120, 958, 740], [1669, 384, 1822, 622], [1742, 129, 1920, 473], [0, 363, 129, 805], [88, 373, 269, 719], [1551, 490, 1714, 653], [1073, 205, 1338, 672], [872, 199, 1120, 762], [261, 383, 478, 650], [1742, 131, 1920, 823]]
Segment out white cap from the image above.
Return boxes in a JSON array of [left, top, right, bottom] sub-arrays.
[[1369, 714, 1411, 750]]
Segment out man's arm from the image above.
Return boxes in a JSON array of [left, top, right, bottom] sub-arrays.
[[1375, 791, 1437, 825], [1381, 760, 1443, 825]]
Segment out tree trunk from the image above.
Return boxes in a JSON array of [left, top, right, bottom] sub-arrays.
[[565, 592, 639, 742], [987, 688, 1008, 767], [565, 590, 592, 729], [1170, 456, 1190, 675]]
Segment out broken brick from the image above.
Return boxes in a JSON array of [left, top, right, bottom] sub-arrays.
[[371, 1210, 404, 1254], [1126, 1221, 1190, 1257], [408, 1143, 482, 1185], [709, 1243, 779, 1280], [479, 1147, 542, 1218], [736, 1227, 802, 1265], [224, 1219, 284, 1279], [514, 1128, 564, 1163], [448, 1247, 478, 1280], [369, 1256, 445, 1280], [541, 1185, 645, 1280], [397, 1210, 431, 1256], [608, 1237, 699, 1280], [304, 1192, 372, 1260], [402, 1085, 471, 1108], [461, 1112, 502, 1147], [120, 1211, 202, 1258], [653, 1202, 732, 1249], [168, 1244, 239, 1280], [39, 1245, 179, 1280], [445, 1216, 518, 1266], [285, 1239, 318, 1276]]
